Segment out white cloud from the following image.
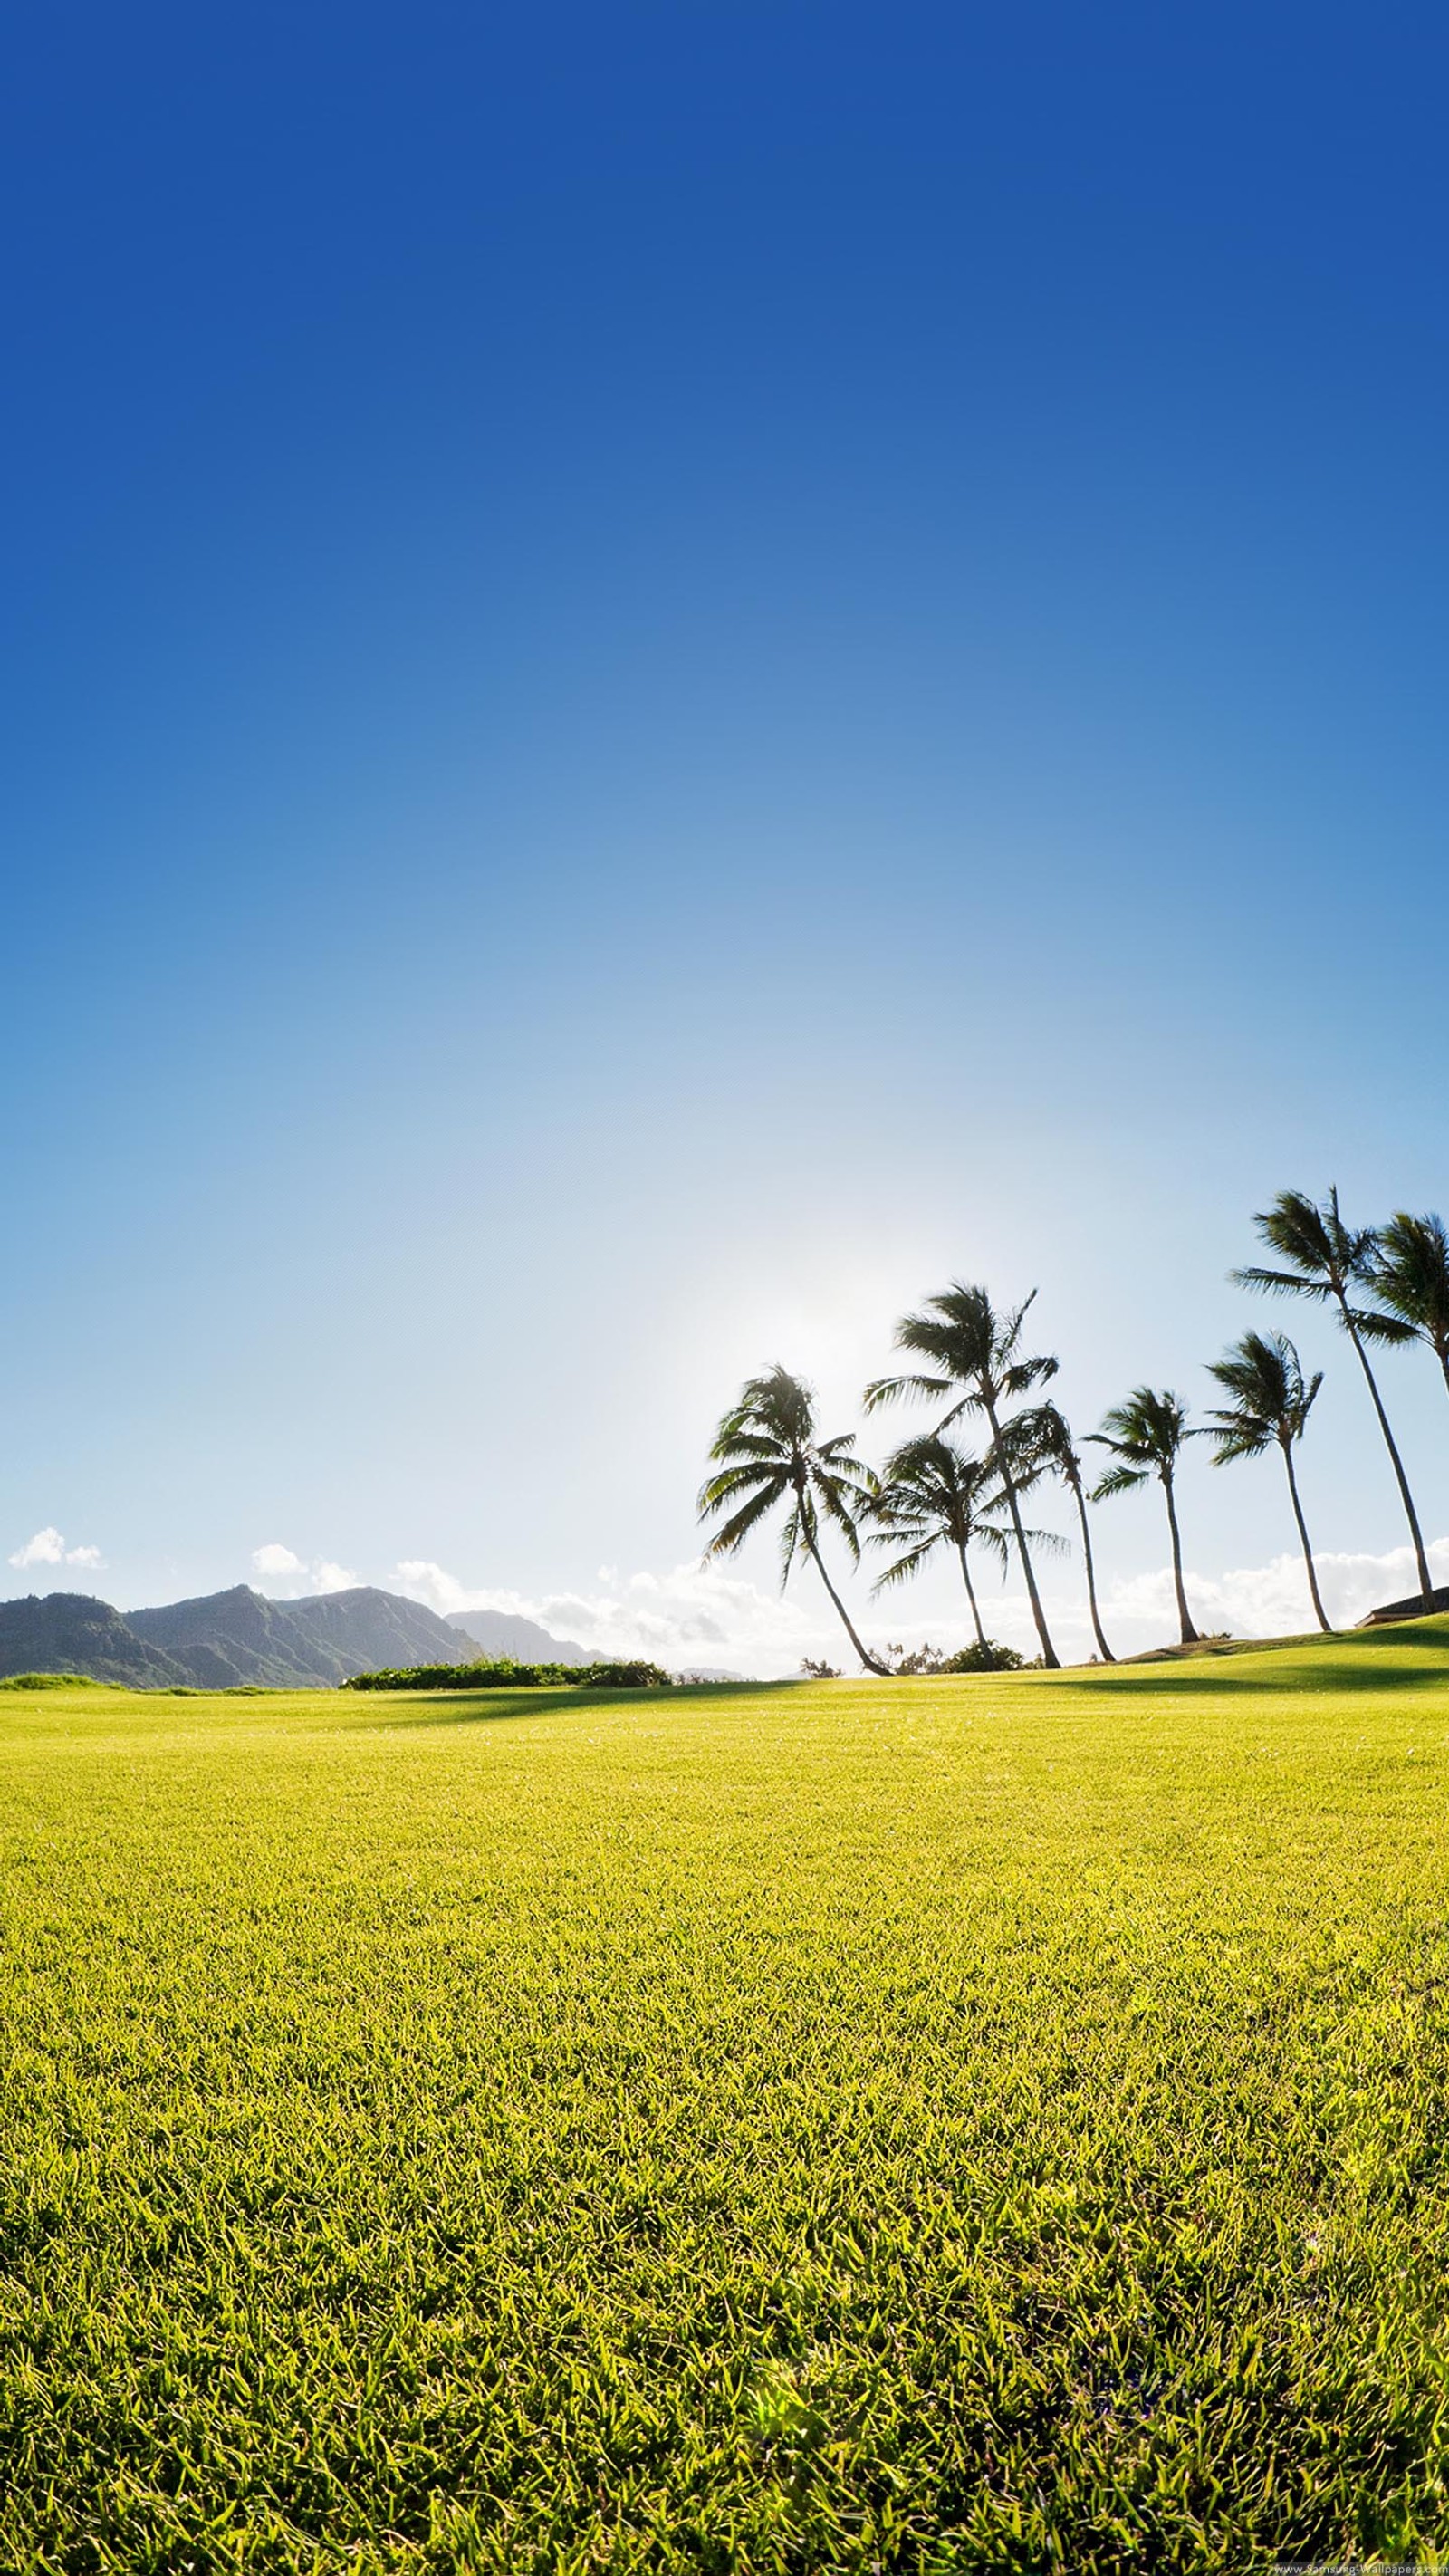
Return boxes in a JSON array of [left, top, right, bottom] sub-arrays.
[[9, 1527, 105, 1572], [394, 1534, 1449, 1677], [395, 1559, 480, 1618], [251, 1544, 361, 1598], [253, 1543, 304, 1577], [14, 1529, 66, 1566], [395, 1555, 826, 1675], [1101, 1537, 1449, 1645]]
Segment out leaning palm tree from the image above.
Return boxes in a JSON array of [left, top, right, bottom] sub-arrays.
[[1233, 1187, 1431, 1606], [868, 1434, 1028, 1649], [1025, 1404, 1116, 1661], [1089, 1388, 1203, 1646], [1369, 1211, 1449, 1407], [865, 1283, 1061, 1667], [698, 1365, 888, 1675], [1205, 1331, 1330, 1634]]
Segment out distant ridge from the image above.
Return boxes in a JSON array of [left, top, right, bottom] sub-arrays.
[[0, 1593, 190, 1688], [0, 1585, 475, 1688], [445, 1608, 594, 1666]]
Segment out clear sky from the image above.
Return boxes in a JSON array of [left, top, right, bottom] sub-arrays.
[[5, 2, 1448, 1671]]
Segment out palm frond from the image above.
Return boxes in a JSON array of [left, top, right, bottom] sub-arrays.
[[776, 1504, 805, 1588], [1001, 1353, 1059, 1399], [863, 1371, 954, 1413], [1089, 1464, 1149, 1502], [696, 1462, 785, 1515], [865, 1497, 934, 1542], [1089, 1386, 1198, 1476], [812, 1472, 864, 1563], [1230, 1264, 1334, 1302], [706, 1429, 789, 1466], [1019, 1400, 1073, 1464], [1345, 1304, 1420, 1346], [869, 1534, 943, 1593], [1207, 1422, 1270, 1466], [699, 1476, 789, 1558], [1204, 1329, 1323, 1459], [1238, 1187, 1379, 1299], [1370, 1211, 1449, 1350], [974, 1522, 1013, 1572]]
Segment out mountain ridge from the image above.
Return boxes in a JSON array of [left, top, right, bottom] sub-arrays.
[[0, 1585, 478, 1688], [0, 1593, 192, 1688], [445, 1608, 594, 1665]]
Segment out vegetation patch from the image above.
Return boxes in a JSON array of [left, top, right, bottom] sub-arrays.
[[0, 1627, 1448, 2567], [0, 1669, 121, 1691], [342, 1655, 677, 1691]]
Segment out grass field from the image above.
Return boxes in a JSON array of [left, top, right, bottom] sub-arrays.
[[3, 1629, 1449, 2571]]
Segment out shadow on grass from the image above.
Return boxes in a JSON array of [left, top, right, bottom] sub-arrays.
[[1078, 1651, 1449, 1697], [1052, 1613, 1449, 1697], [1334, 1620, 1449, 1651], [353, 1678, 805, 1732]]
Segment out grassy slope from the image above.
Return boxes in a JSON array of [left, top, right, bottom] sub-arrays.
[[2, 1629, 1449, 2571]]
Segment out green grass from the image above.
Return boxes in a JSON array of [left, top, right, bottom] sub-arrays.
[[3, 1627, 1449, 2571]]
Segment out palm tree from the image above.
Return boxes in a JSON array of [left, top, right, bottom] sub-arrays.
[[1369, 1211, 1449, 1408], [1026, 1404, 1116, 1661], [865, 1283, 1061, 1667], [1205, 1331, 1330, 1634], [1089, 1388, 1203, 1646], [867, 1435, 1022, 1649], [698, 1365, 888, 1675], [1233, 1187, 1431, 1606]]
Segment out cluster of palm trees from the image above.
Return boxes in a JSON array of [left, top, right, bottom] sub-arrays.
[[696, 1188, 1449, 1674]]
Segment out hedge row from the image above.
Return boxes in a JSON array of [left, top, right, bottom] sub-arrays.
[[342, 1658, 676, 1693]]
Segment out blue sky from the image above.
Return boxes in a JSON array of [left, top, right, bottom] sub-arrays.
[[4, 2, 1448, 1668]]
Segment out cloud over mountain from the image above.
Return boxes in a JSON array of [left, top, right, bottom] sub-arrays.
[[8, 1528, 103, 1572]]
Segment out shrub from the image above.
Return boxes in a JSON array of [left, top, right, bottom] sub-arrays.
[[937, 1639, 1027, 1673], [0, 1671, 117, 1692], [877, 1640, 1028, 1675], [343, 1658, 676, 1693]]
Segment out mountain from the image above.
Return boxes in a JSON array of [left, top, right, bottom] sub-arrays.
[[445, 1609, 594, 1665], [0, 1592, 190, 1688], [283, 1587, 479, 1677], [0, 1585, 746, 1687], [129, 1586, 474, 1686], [0, 1585, 476, 1688]]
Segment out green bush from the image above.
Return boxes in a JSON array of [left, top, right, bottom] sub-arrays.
[[343, 1658, 676, 1693], [937, 1638, 1027, 1672], [0, 1670, 124, 1691], [880, 1640, 1029, 1675]]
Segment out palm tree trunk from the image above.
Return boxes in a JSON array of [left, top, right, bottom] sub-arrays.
[[1068, 1467, 1115, 1661], [1281, 1437, 1331, 1633], [804, 1533, 888, 1675], [1339, 1298, 1434, 1604], [984, 1398, 1060, 1668], [1161, 1470, 1199, 1644], [955, 1540, 989, 1648]]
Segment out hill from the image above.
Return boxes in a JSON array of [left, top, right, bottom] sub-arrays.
[[130, 1584, 473, 1687], [0, 1584, 474, 1687], [445, 1607, 594, 1664], [0, 1591, 189, 1687]]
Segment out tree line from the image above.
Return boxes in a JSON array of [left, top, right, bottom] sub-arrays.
[[696, 1188, 1449, 1675]]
